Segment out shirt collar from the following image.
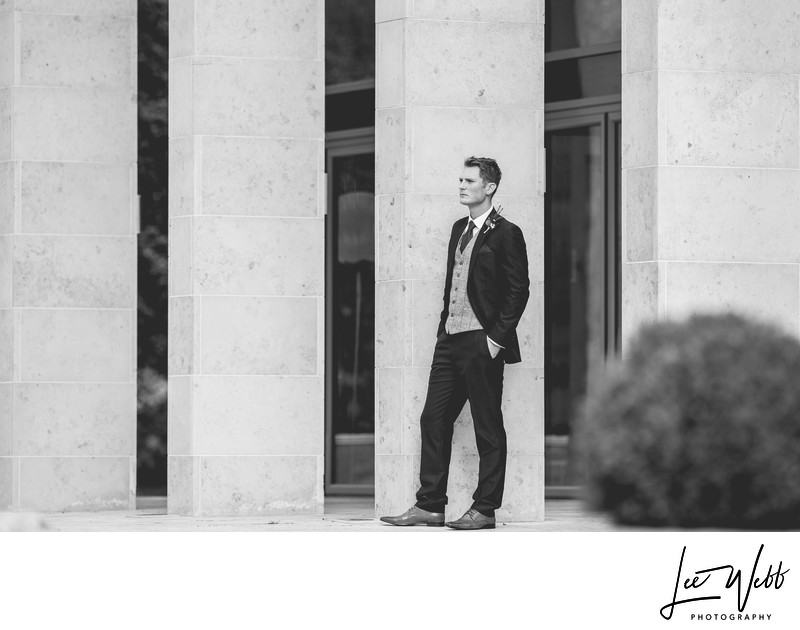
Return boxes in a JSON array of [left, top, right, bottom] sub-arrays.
[[464, 206, 494, 233]]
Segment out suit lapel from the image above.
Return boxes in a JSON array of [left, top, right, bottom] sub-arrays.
[[467, 208, 499, 279], [449, 216, 469, 263]]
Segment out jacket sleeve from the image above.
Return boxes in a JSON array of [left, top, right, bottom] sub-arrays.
[[487, 222, 530, 347]]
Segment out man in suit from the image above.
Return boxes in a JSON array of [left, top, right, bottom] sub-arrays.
[[380, 156, 530, 530]]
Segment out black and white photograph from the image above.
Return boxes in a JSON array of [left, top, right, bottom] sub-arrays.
[[1, 0, 799, 627]]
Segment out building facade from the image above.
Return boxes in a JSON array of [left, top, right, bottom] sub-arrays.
[[1, 0, 798, 517]]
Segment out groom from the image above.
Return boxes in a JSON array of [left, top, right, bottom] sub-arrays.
[[381, 156, 530, 530]]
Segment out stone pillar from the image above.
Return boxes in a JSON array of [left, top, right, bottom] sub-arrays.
[[374, 1, 545, 521], [622, 0, 800, 342], [168, 1, 325, 515], [0, 1, 138, 511]]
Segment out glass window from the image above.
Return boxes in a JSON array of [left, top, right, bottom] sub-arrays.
[[326, 87, 375, 132], [328, 152, 375, 488], [546, 0, 621, 52], [326, 0, 375, 85], [545, 53, 621, 103]]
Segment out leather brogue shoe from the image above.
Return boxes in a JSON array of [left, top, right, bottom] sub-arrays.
[[380, 506, 445, 527], [445, 508, 496, 530]]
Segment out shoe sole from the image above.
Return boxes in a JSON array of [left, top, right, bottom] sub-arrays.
[[379, 519, 445, 527], [445, 523, 496, 530]]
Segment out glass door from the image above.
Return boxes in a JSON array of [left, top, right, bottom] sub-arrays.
[[544, 111, 620, 495], [325, 132, 375, 494]]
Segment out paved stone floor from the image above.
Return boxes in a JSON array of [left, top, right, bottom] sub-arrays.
[[4, 496, 619, 532]]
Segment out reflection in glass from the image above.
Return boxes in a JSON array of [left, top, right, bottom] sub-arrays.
[[545, 53, 621, 103], [326, 0, 375, 85], [545, 125, 604, 486], [330, 153, 375, 486], [546, 0, 621, 52]]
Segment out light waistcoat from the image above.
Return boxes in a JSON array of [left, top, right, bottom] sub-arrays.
[[445, 225, 483, 335]]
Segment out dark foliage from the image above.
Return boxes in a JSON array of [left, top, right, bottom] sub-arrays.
[[137, 0, 168, 492], [580, 313, 800, 528]]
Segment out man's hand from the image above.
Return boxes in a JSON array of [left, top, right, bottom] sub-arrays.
[[487, 337, 501, 359]]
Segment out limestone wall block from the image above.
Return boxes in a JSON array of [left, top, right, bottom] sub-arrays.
[[410, 107, 541, 195], [515, 281, 544, 368], [0, 456, 12, 509], [658, 167, 800, 263], [0, 161, 12, 233], [191, 375, 323, 456], [621, 262, 665, 346], [623, 166, 657, 262], [193, 0, 320, 59], [12, 87, 135, 162], [167, 376, 192, 456], [621, 71, 660, 168], [375, 18, 404, 109], [168, 296, 196, 376], [498, 453, 544, 521], [0, 89, 13, 161], [168, 58, 193, 139], [0, 235, 10, 306], [410, 279, 444, 368], [13, 383, 135, 456], [20, 162, 132, 235], [21, 308, 132, 382], [0, 309, 11, 380], [665, 262, 800, 334], [200, 296, 318, 375], [167, 216, 192, 297], [374, 453, 415, 516], [664, 72, 800, 168], [376, 194, 403, 282], [401, 366, 428, 456], [192, 58, 322, 138], [0, 13, 12, 87], [168, 0, 194, 58], [193, 216, 323, 296], [19, 456, 133, 512], [168, 135, 195, 216], [657, 0, 800, 74], [375, 367, 403, 456], [167, 455, 198, 515], [405, 20, 543, 109], [13, 235, 136, 308], [198, 455, 321, 516], [12, 0, 136, 16], [377, 0, 543, 23], [0, 384, 10, 454], [402, 194, 464, 281], [201, 136, 321, 217], [622, 0, 657, 74], [374, 280, 411, 368], [18, 12, 134, 88], [374, 107, 409, 195]]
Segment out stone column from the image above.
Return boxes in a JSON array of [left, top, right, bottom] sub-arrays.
[[622, 0, 800, 342], [375, 1, 545, 521], [168, 1, 325, 515], [0, 0, 138, 511]]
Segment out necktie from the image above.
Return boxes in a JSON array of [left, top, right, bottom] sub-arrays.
[[459, 220, 476, 253]]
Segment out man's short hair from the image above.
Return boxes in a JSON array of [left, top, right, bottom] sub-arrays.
[[464, 156, 502, 196]]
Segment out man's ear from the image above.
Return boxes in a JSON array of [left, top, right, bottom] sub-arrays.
[[486, 182, 497, 196]]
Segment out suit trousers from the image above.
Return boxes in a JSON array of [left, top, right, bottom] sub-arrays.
[[414, 330, 507, 517]]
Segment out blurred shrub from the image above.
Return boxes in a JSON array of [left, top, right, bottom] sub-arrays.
[[137, 0, 168, 492], [137, 366, 167, 491], [580, 313, 800, 528]]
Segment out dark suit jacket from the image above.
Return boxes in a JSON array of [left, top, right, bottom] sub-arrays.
[[437, 209, 530, 364]]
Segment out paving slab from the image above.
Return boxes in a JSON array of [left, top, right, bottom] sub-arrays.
[[0, 497, 620, 532]]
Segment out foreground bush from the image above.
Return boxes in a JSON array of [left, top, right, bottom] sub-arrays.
[[580, 313, 800, 528]]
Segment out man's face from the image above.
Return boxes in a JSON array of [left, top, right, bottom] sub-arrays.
[[458, 166, 495, 206]]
